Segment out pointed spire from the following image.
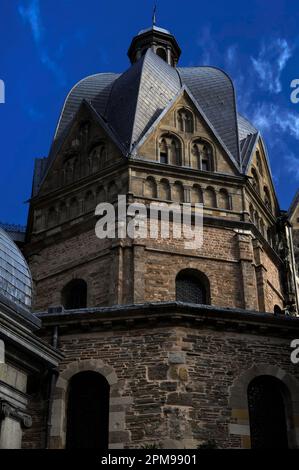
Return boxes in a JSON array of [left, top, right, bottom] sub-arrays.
[[152, 3, 157, 27]]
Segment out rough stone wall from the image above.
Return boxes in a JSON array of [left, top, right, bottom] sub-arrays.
[[29, 230, 113, 311], [28, 217, 284, 314], [22, 324, 299, 449]]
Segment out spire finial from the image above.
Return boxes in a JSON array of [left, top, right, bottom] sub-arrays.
[[152, 3, 157, 27]]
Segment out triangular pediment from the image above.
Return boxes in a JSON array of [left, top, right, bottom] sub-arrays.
[[134, 88, 240, 175], [246, 136, 278, 212], [37, 101, 124, 196]]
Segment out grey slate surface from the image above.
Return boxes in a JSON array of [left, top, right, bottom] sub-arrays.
[[34, 49, 262, 193], [106, 50, 181, 151], [178, 66, 240, 165]]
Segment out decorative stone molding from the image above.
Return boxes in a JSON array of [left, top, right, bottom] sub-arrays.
[[0, 400, 32, 429]]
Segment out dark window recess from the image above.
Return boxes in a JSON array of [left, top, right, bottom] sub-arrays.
[[62, 279, 87, 309], [201, 159, 208, 171], [66, 371, 110, 449], [160, 152, 168, 164], [176, 270, 207, 304], [248, 376, 289, 449], [156, 48, 167, 61]]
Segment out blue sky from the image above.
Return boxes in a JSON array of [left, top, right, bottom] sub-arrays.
[[0, 0, 299, 225]]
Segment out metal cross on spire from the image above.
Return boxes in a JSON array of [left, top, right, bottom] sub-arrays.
[[152, 3, 157, 27]]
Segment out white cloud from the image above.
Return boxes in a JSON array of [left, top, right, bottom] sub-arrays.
[[226, 45, 237, 67], [251, 38, 293, 94], [285, 153, 299, 181], [18, 0, 66, 85], [196, 26, 216, 65], [251, 103, 299, 140], [18, 0, 43, 44]]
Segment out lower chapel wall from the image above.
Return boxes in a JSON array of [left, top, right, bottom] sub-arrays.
[[22, 325, 299, 449]]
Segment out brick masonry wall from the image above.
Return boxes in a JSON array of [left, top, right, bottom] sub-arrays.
[[22, 323, 299, 449], [28, 219, 285, 313]]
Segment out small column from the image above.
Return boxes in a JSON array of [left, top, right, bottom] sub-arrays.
[[0, 401, 32, 449], [109, 243, 124, 305], [252, 239, 267, 312], [167, 46, 172, 65], [133, 243, 145, 303], [184, 187, 191, 204], [235, 230, 259, 311]]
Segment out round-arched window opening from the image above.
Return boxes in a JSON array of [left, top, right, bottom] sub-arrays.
[[66, 371, 110, 449], [247, 376, 290, 449], [175, 269, 210, 305], [156, 47, 167, 62], [274, 305, 283, 315], [62, 279, 87, 310]]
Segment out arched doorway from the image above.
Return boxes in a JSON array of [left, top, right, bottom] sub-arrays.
[[247, 376, 289, 448], [66, 371, 110, 449]]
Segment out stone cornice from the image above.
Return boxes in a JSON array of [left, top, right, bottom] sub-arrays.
[[0, 310, 63, 369], [129, 158, 245, 186], [37, 301, 299, 338]]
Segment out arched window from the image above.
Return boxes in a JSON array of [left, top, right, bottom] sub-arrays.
[[254, 211, 260, 230], [62, 279, 87, 309], [176, 269, 210, 304], [191, 185, 203, 204], [48, 207, 58, 227], [267, 227, 272, 246], [248, 376, 289, 449], [256, 151, 263, 176], [204, 187, 217, 208], [159, 138, 168, 164], [108, 182, 118, 201], [260, 219, 265, 238], [66, 371, 110, 449], [172, 181, 184, 203], [79, 121, 90, 144], [96, 186, 106, 203], [90, 144, 106, 172], [69, 198, 79, 219], [156, 47, 167, 62], [177, 108, 194, 133], [35, 212, 44, 232], [85, 191, 95, 212], [59, 202, 67, 223], [144, 177, 157, 198], [170, 139, 181, 165], [249, 205, 255, 223], [218, 189, 230, 210], [191, 144, 200, 169], [64, 160, 74, 185], [264, 187, 272, 212], [159, 134, 181, 166], [251, 168, 260, 195], [73, 158, 80, 181], [191, 139, 213, 171], [160, 179, 171, 200], [274, 305, 283, 315]]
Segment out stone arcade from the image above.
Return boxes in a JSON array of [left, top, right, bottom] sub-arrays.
[[1, 24, 299, 449]]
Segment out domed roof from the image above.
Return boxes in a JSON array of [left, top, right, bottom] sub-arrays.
[[0, 228, 32, 310], [33, 32, 261, 194]]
